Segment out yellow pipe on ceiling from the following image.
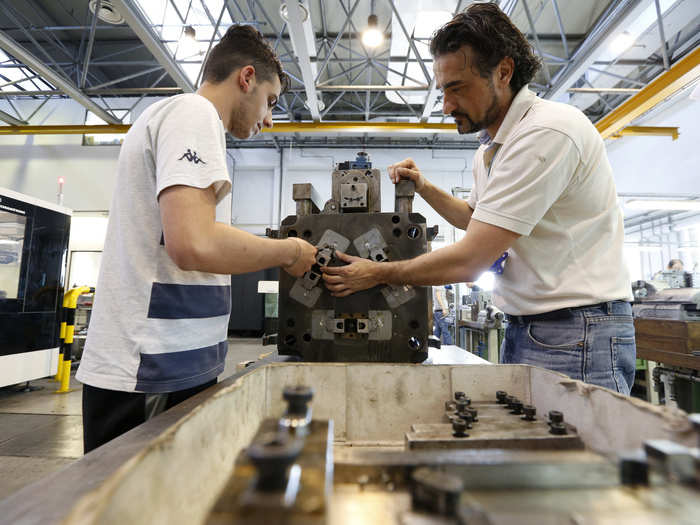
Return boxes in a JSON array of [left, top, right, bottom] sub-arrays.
[[2, 44, 697, 140], [0, 124, 131, 135], [595, 46, 700, 139], [610, 126, 679, 140], [0, 122, 458, 135]]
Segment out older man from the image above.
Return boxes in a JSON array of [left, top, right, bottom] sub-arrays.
[[322, 4, 635, 394]]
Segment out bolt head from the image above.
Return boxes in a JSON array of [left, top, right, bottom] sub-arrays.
[[548, 410, 564, 424]]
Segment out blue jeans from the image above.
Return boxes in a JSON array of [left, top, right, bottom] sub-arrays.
[[433, 311, 454, 345], [500, 301, 636, 394]]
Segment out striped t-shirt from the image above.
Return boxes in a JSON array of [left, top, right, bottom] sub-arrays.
[[77, 94, 232, 393]]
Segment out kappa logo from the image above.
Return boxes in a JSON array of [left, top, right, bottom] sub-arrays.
[[178, 149, 206, 164]]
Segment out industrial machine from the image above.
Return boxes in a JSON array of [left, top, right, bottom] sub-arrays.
[[205, 381, 699, 524], [457, 287, 504, 363], [0, 188, 71, 387], [270, 153, 438, 362], [14, 360, 697, 525], [631, 282, 700, 411]]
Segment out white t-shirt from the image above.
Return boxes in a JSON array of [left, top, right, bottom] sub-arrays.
[[77, 94, 232, 393], [467, 85, 632, 315]]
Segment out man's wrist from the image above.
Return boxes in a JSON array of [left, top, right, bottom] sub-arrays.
[[375, 261, 395, 285], [283, 238, 301, 268]]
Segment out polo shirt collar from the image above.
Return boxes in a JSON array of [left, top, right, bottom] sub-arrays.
[[492, 84, 536, 145]]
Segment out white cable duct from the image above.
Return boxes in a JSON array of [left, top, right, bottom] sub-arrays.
[[285, 0, 322, 121]]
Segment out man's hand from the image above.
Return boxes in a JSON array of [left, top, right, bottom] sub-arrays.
[[388, 158, 426, 192], [321, 251, 384, 297], [283, 238, 317, 277]]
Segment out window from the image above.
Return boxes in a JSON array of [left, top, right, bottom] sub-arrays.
[[0, 210, 27, 300]]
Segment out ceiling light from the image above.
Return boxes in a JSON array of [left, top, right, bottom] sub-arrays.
[[89, 0, 124, 25], [609, 31, 634, 55], [625, 199, 700, 211], [178, 25, 199, 59], [279, 2, 309, 22], [362, 14, 383, 48]]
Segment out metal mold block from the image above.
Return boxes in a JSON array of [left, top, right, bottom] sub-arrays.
[[278, 153, 431, 362]]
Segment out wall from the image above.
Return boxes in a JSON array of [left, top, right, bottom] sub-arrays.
[[230, 147, 474, 237], [2, 91, 700, 284], [0, 97, 157, 211], [606, 91, 700, 194], [605, 90, 700, 278]]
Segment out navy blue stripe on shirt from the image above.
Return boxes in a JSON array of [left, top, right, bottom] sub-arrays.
[[135, 340, 227, 393], [147, 282, 231, 319]]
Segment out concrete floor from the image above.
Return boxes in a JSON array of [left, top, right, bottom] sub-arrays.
[[0, 337, 267, 501]]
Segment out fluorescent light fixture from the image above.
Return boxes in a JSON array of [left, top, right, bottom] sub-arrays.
[[609, 31, 634, 55], [625, 199, 700, 211], [362, 14, 383, 48]]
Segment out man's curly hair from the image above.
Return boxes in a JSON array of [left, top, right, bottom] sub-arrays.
[[202, 24, 289, 94], [430, 3, 541, 93]]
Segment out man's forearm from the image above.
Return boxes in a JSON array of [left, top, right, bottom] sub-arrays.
[[189, 223, 297, 274], [419, 180, 473, 230], [377, 242, 485, 287]]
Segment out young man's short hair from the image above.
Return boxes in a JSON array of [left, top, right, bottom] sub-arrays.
[[202, 24, 289, 93], [430, 3, 541, 94]]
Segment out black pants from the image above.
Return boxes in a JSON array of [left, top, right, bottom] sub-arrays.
[[82, 379, 216, 454]]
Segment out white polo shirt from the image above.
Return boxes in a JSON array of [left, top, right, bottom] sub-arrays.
[[467, 85, 632, 315]]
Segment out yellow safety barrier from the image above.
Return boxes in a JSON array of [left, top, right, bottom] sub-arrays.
[[51, 309, 67, 381], [55, 286, 94, 394]]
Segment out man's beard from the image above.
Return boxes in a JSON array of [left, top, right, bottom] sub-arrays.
[[452, 86, 501, 135], [229, 91, 258, 139]]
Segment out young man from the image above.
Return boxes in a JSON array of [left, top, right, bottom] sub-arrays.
[[322, 4, 636, 394], [77, 25, 317, 453]]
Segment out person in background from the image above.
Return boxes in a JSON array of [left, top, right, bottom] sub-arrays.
[[667, 259, 684, 271], [433, 284, 455, 345]]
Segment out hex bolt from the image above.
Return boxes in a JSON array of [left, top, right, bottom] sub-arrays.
[[283, 385, 314, 416], [467, 407, 478, 422], [458, 411, 474, 426], [496, 391, 508, 404], [510, 401, 524, 415], [454, 391, 466, 401], [549, 422, 567, 435], [522, 405, 537, 421], [411, 467, 464, 517], [548, 410, 564, 425], [456, 399, 469, 414], [452, 418, 469, 438], [247, 432, 303, 492]]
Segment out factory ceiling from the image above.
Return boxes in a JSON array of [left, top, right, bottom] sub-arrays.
[[0, 0, 697, 149]]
